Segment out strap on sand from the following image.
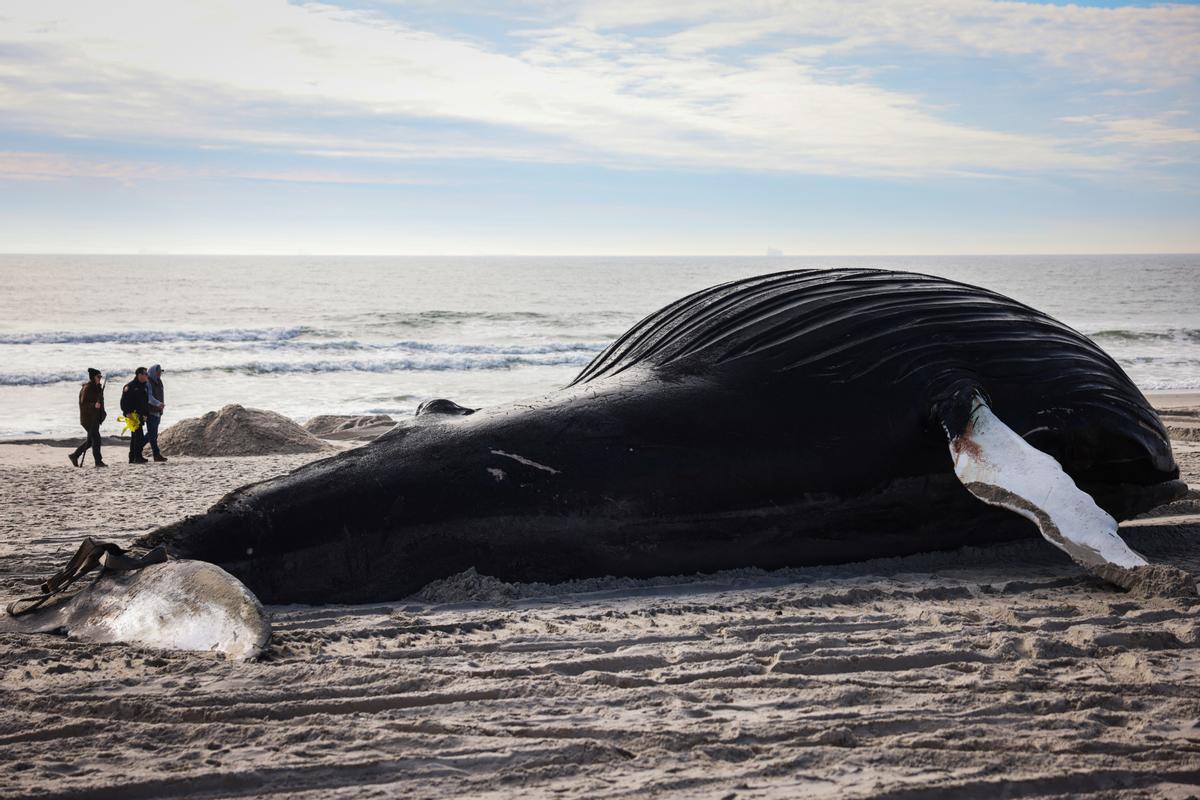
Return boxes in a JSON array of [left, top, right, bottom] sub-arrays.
[[6, 538, 168, 617]]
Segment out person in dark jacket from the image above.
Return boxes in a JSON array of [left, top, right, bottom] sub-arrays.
[[120, 367, 151, 464], [69, 368, 107, 468], [144, 364, 167, 462]]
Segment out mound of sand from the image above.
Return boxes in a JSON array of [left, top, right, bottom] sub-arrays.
[[159, 404, 332, 457], [412, 567, 521, 603], [1162, 411, 1200, 442], [303, 414, 395, 439], [1156, 398, 1200, 443]]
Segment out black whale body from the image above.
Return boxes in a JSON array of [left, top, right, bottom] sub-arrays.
[[141, 269, 1183, 603]]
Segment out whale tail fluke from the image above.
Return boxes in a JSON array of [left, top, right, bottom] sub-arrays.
[[944, 392, 1196, 597]]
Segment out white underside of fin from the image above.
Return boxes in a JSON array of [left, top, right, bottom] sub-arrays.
[[950, 397, 1146, 571]]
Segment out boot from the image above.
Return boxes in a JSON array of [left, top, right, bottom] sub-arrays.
[[153, 454, 168, 462], [95, 461, 108, 468], [68, 453, 80, 468]]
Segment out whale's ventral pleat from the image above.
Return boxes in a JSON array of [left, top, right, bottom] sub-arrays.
[[575, 270, 1112, 383], [569, 269, 1168, 466]]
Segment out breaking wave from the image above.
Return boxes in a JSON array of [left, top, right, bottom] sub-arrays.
[[346, 309, 631, 330], [1088, 328, 1200, 343], [258, 340, 607, 355], [214, 354, 595, 376], [0, 327, 317, 345], [0, 352, 596, 386]]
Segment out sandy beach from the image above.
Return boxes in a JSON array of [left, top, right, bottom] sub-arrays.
[[5, 0, 1198, 794], [2, 394, 1199, 799], [7, 0, 1200, 790]]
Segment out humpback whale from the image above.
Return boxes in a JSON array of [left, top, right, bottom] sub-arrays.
[[136, 268, 1187, 605], [3, 269, 1190, 658]]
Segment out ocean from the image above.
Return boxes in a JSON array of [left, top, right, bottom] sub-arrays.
[[1, 254, 1197, 440]]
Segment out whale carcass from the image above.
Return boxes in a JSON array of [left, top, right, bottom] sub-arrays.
[[133, 269, 1188, 605]]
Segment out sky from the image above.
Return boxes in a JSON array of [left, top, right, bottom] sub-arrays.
[[0, 0, 1197, 255]]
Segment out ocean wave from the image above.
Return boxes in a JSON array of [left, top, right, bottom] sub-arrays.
[[0, 326, 320, 345], [236, 339, 607, 355], [1088, 328, 1200, 343], [349, 309, 630, 327], [384, 340, 605, 355], [0, 327, 610, 357], [0, 371, 85, 387], [223, 355, 593, 376], [0, 353, 594, 386], [1118, 356, 1200, 366], [1135, 378, 1200, 390]]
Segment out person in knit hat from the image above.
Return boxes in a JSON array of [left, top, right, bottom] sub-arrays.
[[144, 364, 167, 462], [69, 368, 107, 468]]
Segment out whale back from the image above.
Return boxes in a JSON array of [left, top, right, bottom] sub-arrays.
[[573, 269, 1107, 386], [570, 268, 1174, 485]]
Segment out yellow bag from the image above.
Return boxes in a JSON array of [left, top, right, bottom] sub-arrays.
[[117, 411, 141, 433]]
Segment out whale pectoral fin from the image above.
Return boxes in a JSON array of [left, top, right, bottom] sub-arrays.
[[1, 555, 270, 660], [944, 393, 1196, 596]]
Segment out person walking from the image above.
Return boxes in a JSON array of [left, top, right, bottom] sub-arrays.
[[145, 364, 167, 462], [69, 368, 107, 468], [121, 367, 151, 464]]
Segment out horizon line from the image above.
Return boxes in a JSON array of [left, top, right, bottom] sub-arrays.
[[3, 251, 1199, 258]]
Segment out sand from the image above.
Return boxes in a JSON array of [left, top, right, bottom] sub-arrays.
[[2, 396, 1200, 798]]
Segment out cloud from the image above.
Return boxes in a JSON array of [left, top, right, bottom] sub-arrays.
[[0, 150, 438, 186], [0, 0, 1192, 180], [0, 151, 188, 182], [1061, 115, 1200, 147], [571, 0, 1200, 87]]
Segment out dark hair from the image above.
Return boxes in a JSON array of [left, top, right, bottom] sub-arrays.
[[87, 368, 102, 379], [135, 366, 148, 375]]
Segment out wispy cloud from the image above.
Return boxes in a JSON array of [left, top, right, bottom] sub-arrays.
[[0, 150, 439, 186], [4, 0, 1191, 181], [571, 0, 1200, 87], [0, 151, 189, 182], [1061, 114, 1200, 147]]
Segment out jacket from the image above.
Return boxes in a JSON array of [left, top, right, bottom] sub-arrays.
[[120, 378, 150, 417], [146, 364, 165, 417], [79, 382, 105, 428]]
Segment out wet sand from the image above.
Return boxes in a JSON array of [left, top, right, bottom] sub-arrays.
[[2, 396, 1199, 799]]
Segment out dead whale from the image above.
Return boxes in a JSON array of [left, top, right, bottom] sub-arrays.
[[133, 268, 1188, 604]]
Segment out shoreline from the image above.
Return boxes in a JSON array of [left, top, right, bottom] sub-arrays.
[[1152, 390, 1200, 408], [3, 391, 1198, 447]]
